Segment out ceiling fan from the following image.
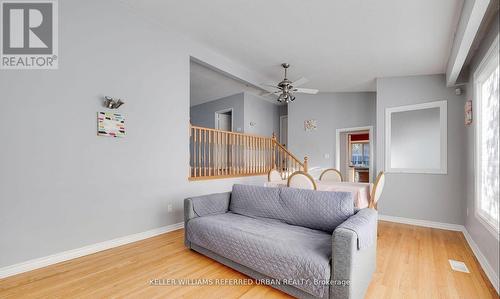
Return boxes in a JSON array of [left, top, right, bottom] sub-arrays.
[[262, 63, 319, 103]]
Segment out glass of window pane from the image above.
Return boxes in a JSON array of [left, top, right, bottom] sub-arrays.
[[363, 144, 370, 166], [352, 143, 362, 165], [479, 64, 499, 231]]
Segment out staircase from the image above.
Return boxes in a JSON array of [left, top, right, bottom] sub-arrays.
[[189, 125, 308, 180]]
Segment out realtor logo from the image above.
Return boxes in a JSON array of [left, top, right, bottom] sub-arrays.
[[1, 0, 58, 69]]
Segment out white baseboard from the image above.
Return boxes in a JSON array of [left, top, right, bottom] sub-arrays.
[[0, 222, 184, 279], [380, 214, 499, 294], [462, 229, 500, 294], [379, 214, 464, 231]]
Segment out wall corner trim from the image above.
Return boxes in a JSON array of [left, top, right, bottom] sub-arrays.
[[380, 214, 499, 294], [0, 222, 184, 280]]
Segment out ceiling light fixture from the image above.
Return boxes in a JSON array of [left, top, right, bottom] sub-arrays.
[[261, 63, 319, 104]]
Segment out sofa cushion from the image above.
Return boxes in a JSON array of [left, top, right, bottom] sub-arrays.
[[229, 184, 282, 219], [280, 187, 354, 233], [186, 212, 331, 298], [230, 184, 354, 233]]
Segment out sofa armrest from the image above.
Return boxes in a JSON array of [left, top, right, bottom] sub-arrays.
[[330, 209, 377, 299], [184, 192, 231, 247]]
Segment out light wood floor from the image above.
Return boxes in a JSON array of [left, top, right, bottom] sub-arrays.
[[0, 221, 497, 298]]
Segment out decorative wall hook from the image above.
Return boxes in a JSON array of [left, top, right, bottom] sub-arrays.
[[104, 96, 125, 109]]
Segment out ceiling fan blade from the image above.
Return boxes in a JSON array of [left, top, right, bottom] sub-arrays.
[[261, 91, 282, 96], [291, 77, 308, 87], [260, 83, 280, 89], [293, 88, 319, 94]]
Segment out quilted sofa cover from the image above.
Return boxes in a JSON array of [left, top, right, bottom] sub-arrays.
[[187, 212, 332, 297], [185, 184, 377, 299]]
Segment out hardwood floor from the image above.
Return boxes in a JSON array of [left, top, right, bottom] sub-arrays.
[[0, 221, 497, 298]]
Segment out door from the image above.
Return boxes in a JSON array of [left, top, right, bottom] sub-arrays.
[[215, 111, 232, 131], [214, 110, 232, 171], [280, 116, 288, 147]]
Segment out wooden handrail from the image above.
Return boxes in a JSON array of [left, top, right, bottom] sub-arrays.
[[189, 124, 308, 181], [190, 125, 271, 138], [273, 136, 305, 170]]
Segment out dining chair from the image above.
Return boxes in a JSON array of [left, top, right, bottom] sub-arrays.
[[319, 168, 343, 182], [287, 171, 317, 190], [370, 171, 385, 209], [267, 169, 282, 182]]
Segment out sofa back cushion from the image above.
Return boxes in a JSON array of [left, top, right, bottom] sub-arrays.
[[279, 187, 354, 232], [230, 184, 354, 233], [230, 184, 282, 219]]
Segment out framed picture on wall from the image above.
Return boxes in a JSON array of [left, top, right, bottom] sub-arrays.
[[97, 112, 126, 137], [304, 119, 317, 131], [465, 100, 472, 126]]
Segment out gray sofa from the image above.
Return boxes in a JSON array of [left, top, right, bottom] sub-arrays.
[[184, 184, 377, 299]]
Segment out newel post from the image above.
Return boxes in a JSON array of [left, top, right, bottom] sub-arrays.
[[303, 156, 308, 173]]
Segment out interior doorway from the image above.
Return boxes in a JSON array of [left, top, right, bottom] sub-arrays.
[[335, 126, 373, 183], [215, 109, 233, 131]]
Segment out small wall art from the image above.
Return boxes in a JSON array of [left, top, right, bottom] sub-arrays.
[[304, 119, 317, 131], [465, 100, 472, 126], [97, 112, 125, 137]]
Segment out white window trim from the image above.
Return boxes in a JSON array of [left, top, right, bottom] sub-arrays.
[[473, 34, 500, 240], [385, 100, 448, 174]]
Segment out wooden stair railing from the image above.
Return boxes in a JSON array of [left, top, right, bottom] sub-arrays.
[[271, 133, 308, 180], [189, 125, 307, 181]]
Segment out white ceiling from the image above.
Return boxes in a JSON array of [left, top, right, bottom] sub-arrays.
[[190, 61, 269, 106], [123, 0, 463, 92]]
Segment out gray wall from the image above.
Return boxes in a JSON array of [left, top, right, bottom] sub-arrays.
[[376, 74, 466, 224], [189, 92, 280, 137], [464, 11, 499, 280], [288, 92, 376, 170], [190, 93, 245, 132], [0, 0, 267, 268], [244, 93, 280, 137]]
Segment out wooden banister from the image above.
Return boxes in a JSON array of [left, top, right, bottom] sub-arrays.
[[189, 124, 308, 181], [273, 141, 305, 169]]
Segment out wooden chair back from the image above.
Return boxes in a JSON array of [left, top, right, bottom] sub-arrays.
[[319, 168, 343, 182], [287, 171, 317, 190], [370, 171, 385, 209]]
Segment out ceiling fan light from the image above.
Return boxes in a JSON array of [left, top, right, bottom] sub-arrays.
[[264, 63, 319, 104]]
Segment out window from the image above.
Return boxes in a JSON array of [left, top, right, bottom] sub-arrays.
[[474, 35, 499, 238], [351, 143, 369, 167]]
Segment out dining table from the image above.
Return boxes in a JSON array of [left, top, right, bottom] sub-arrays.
[[264, 180, 372, 208]]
